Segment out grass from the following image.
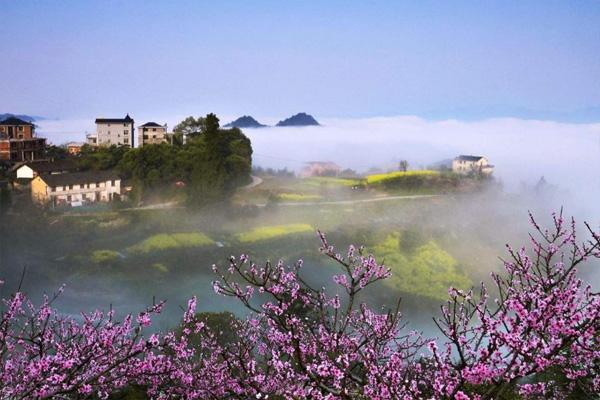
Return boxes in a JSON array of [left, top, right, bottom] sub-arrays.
[[128, 232, 214, 254], [91, 250, 121, 264], [276, 193, 322, 201], [372, 232, 471, 301], [366, 170, 440, 185], [235, 223, 314, 243], [151, 263, 169, 273], [303, 177, 362, 187]]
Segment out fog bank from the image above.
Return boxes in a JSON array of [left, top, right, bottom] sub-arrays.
[[38, 115, 600, 219]]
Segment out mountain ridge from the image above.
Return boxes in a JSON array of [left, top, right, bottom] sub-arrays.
[[276, 112, 320, 127], [224, 115, 267, 128]]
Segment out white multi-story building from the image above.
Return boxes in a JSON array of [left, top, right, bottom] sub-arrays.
[[90, 114, 135, 147]]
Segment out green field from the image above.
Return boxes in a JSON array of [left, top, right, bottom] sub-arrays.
[[128, 232, 214, 253], [235, 223, 314, 243]]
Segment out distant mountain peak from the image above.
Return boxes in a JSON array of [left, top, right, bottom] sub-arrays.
[[276, 112, 320, 127], [224, 115, 266, 128], [0, 113, 39, 123]]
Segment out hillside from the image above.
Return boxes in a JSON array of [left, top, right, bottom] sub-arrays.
[[276, 112, 320, 126]]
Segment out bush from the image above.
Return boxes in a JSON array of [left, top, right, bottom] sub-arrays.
[[91, 249, 121, 264], [235, 223, 313, 243], [128, 233, 213, 254]]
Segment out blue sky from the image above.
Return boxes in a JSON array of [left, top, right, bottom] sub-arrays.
[[1, 1, 600, 121]]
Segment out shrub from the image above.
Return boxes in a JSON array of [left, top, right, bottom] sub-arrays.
[[91, 249, 121, 264], [128, 233, 213, 253], [235, 223, 313, 243]]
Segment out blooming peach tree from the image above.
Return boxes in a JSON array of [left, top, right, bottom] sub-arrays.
[[0, 211, 598, 399]]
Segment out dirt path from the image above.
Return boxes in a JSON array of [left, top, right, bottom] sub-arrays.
[[241, 175, 264, 190]]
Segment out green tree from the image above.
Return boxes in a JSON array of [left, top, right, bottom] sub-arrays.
[[78, 145, 129, 171], [45, 145, 69, 160], [399, 159, 409, 172], [173, 116, 205, 143]]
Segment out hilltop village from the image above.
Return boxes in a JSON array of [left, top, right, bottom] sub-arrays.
[[0, 113, 494, 212]]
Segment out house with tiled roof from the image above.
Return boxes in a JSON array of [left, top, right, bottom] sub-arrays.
[[452, 155, 494, 175], [31, 170, 121, 207], [138, 122, 168, 146]]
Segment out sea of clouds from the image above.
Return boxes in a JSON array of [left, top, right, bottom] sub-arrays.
[[37, 115, 600, 217]]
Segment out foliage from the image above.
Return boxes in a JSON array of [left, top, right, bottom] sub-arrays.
[[366, 169, 440, 184], [45, 144, 69, 160], [78, 145, 130, 171], [75, 114, 253, 207], [0, 211, 598, 399], [399, 160, 409, 172], [127, 233, 213, 254], [235, 223, 313, 243], [373, 232, 472, 300], [172, 116, 205, 143], [304, 176, 361, 187], [151, 263, 169, 273], [91, 249, 121, 264]]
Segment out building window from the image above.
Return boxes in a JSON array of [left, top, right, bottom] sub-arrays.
[[69, 185, 73, 190], [152, 128, 156, 131], [51, 187, 55, 192], [124, 130, 129, 134], [123, 138, 129, 144], [18, 126, 24, 131], [111, 180, 115, 187]]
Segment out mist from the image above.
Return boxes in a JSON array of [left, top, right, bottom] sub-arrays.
[[39, 115, 600, 217]]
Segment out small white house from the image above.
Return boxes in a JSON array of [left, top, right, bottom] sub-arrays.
[[452, 155, 494, 175], [15, 160, 77, 179]]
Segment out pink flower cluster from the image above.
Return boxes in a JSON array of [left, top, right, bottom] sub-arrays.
[[0, 211, 598, 399]]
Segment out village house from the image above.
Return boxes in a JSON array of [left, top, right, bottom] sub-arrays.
[[299, 161, 342, 178], [67, 142, 84, 155], [0, 117, 46, 163], [14, 159, 78, 180], [31, 170, 121, 207], [452, 155, 494, 175], [87, 114, 135, 147], [138, 122, 168, 146]]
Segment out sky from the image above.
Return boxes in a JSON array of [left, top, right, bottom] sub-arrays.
[[1, 1, 600, 121]]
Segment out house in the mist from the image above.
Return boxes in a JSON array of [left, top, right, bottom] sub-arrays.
[[15, 159, 78, 180], [31, 170, 121, 207], [138, 122, 168, 146], [67, 142, 84, 155], [452, 155, 494, 175], [0, 117, 46, 163], [87, 114, 135, 147], [299, 161, 342, 178]]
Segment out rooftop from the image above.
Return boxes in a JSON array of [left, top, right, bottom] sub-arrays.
[[22, 159, 78, 173], [95, 114, 134, 124], [139, 122, 164, 128], [456, 155, 485, 162], [0, 117, 34, 126], [38, 170, 120, 187]]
